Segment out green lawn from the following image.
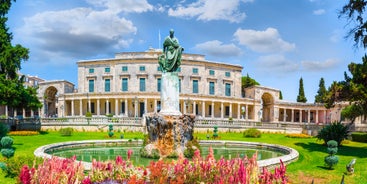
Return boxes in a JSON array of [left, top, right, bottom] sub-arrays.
[[1, 131, 367, 184]]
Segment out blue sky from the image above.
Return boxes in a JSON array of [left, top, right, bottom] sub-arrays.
[[7, 0, 365, 102]]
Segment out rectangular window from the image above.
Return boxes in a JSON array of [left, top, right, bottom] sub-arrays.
[[225, 71, 231, 77], [121, 102, 125, 114], [157, 78, 161, 92], [89, 80, 94, 92], [105, 79, 110, 92], [209, 105, 212, 116], [225, 83, 231, 96], [91, 102, 95, 114], [192, 68, 198, 74], [193, 80, 198, 94], [139, 66, 145, 71], [209, 70, 215, 75], [122, 78, 128, 91], [105, 67, 110, 73], [139, 78, 146, 92], [89, 68, 94, 73], [225, 106, 230, 116], [209, 82, 215, 95], [122, 66, 128, 72]]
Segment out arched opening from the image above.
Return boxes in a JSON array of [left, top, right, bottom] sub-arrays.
[[261, 93, 274, 122], [44, 86, 58, 117]]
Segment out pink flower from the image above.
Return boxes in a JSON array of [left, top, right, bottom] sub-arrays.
[[19, 165, 31, 184], [116, 155, 123, 165], [127, 149, 133, 160]]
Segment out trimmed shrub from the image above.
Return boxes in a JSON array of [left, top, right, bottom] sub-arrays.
[[1, 149, 14, 159], [316, 122, 350, 146], [243, 128, 261, 138], [0, 123, 9, 139], [4, 155, 40, 178], [324, 140, 339, 169], [59, 127, 74, 136], [351, 132, 367, 143], [0, 136, 13, 148]]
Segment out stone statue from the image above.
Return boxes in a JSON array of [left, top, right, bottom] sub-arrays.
[[158, 29, 184, 72], [346, 158, 356, 174]]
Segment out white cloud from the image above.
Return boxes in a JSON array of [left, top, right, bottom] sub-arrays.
[[301, 58, 339, 71], [194, 40, 243, 57], [234, 28, 296, 53], [86, 0, 153, 13], [257, 54, 299, 73], [313, 9, 325, 15], [168, 0, 247, 23], [16, 0, 156, 64]]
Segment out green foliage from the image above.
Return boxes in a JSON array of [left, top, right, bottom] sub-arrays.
[[241, 73, 260, 97], [0, 136, 13, 148], [279, 91, 283, 100], [324, 140, 339, 169], [297, 77, 307, 103], [341, 104, 364, 123], [4, 155, 40, 178], [351, 132, 367, 143], [339, 1, 367, 49], [108, 131, 114, 138], [139, 148, 160, 159], [315, 77, 327, 103], [243, 128, 261, 138], [0, 162, 6, 171], [1, 149, 14, 159], [212, 126, 218, 139], [0, 123, 9, 139], [85, 111, 92, 117], [59, 127, 73, 136], [105, 114, 113, 118], [184, 137, 201, 158], [316, 122, 350, 146]]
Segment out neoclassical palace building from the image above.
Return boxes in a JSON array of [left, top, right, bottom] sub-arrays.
[[0, 48, 346, 125], [22, 48, 342, 124]]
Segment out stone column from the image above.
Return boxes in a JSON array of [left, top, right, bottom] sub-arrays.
[[299, 110, 302, 123], [79, 99, 83, 116], [5, 105, 8, 117], [144, 98, 148, 114], [31, 110, 34, 117], [324, 110, 327, 123], [211, 101, 214, 118], [283, 108, 286, 122], [237, 103, 240, 119], [125, 99, 128, 116], [202, 101, 205, 118], [183, 100, 187, 114], [134, 99, 138, 117], [229, 103, 232, 118], [23, 108, 26, 118], [307, 110, 311, 123], [97, 99, 100, 116], [316, 110, 319, 123], [154, 99, 157, 113], [106, 99, 110, 115], [115, 99, 119, 116], [291, 109, 294, 123], [71, 100, 75, 116], [221, 102, 224, 119], [245, 105, 248, 120], [193, 101, 196, 115], [88, 99, 91, 112]]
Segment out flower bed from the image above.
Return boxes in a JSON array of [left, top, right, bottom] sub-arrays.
[[21, 148, 287, 184]]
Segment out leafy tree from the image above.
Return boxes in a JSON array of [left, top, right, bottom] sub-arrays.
[[325, 56, 367, 121], [296, 77, 307, 103], [316, 122, 350, 146], [339, 0, 367, 49], [279, 91, 283, 100], [0, 0, 41, 114], [315, 78, 327, 103], [241, 73, 259, 97]]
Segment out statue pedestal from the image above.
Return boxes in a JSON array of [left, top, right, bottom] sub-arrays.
[[159, 72, 181, 116]]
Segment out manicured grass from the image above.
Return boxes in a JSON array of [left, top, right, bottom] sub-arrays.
[[2, 131, 367, 183]]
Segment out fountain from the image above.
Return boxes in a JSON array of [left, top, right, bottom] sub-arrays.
[[141, 29, 195, 158]]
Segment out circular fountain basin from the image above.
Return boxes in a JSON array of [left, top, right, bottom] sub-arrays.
[[34, 140, 299, 170]]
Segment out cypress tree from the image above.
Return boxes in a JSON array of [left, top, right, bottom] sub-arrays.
[[297, 77, 307, 103], [315, 77, 327, 103]]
